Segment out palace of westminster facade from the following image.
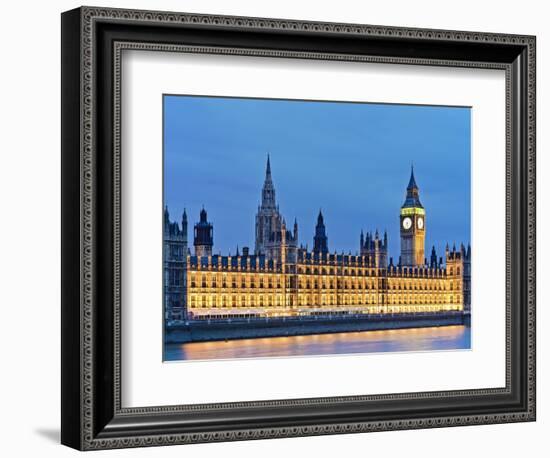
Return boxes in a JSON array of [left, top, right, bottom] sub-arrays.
[[164, 157, 471, 321]]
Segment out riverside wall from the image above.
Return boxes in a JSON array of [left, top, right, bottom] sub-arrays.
[[165, 312, 468, 343]]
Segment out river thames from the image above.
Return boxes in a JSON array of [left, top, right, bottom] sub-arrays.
[[164, 324, 470, 361]]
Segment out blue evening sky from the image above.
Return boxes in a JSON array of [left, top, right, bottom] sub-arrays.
[[164, 95, 470, 261]]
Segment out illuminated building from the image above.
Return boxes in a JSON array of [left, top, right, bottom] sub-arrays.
[[164, 157, 471, 320], [400, 166, 426, 266]]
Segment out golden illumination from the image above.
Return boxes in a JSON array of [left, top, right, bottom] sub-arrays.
[[400, 207, 426, 216], [186, 253, 464, 319]]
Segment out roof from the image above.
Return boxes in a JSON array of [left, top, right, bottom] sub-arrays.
[[402, 166, 423, 208]]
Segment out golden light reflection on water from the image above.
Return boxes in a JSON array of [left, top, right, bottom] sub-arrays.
[[165, 325, 470, 362]]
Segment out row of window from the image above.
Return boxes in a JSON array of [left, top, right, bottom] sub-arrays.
[[189, 278, 284, 289], [187, 276, 460, 292], [164, 244, 186, 260], [187, 265, 461, 278], [188, 294, 463, 308], [296, 264, 458, 278], [164, 270, 184, 286]]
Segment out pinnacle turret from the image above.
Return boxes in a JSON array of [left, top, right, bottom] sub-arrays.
[[260, 153, 276, 210], [313, 210, 328, 254], [317, 209, 324, 225], [402, 164, 423, 208], [407, 164, 418, 191]]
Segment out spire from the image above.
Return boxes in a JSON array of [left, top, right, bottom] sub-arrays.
[[402, 165, 423, 208], [407, 163, 418, 190], [430, 245, 438, 268], [260, 154, 276, 209], [317, 209, 324, 225], [181, 208, 188, 238], [266, 153, 271, 178], [313, 209, 328, 254]]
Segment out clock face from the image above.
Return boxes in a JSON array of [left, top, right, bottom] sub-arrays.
[[402, 217, 412, 230], [417, 217, 424, 230]]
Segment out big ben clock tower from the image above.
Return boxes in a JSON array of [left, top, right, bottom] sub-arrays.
[[400, 166, 425, 266]]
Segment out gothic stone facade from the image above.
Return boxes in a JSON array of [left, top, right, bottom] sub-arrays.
[[163, 207, 188, 320], [164, 157, 471, 320]]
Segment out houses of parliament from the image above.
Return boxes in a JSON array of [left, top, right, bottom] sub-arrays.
[[164, 156, 471, 321]]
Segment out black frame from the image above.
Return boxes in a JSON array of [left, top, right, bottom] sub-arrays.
[[61, 6, 536, 450]]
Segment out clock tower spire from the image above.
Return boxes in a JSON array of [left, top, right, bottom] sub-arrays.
[[400, 165, 426, 266]]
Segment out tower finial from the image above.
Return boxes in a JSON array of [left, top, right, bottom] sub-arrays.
[[199, 206, 207, 222], [402, 164, 422, 209], [313, 208, 328, 254], [266, 153, 271, 177], [407, 163, 418, 190]]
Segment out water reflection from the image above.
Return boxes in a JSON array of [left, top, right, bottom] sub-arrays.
[[164, 325, 470, 361]]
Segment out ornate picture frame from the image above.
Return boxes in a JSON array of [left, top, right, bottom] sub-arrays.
[[61, 6, 536, 450]]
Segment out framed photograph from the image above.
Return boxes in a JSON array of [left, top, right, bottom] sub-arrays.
[[61, 6, 536, 450]]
